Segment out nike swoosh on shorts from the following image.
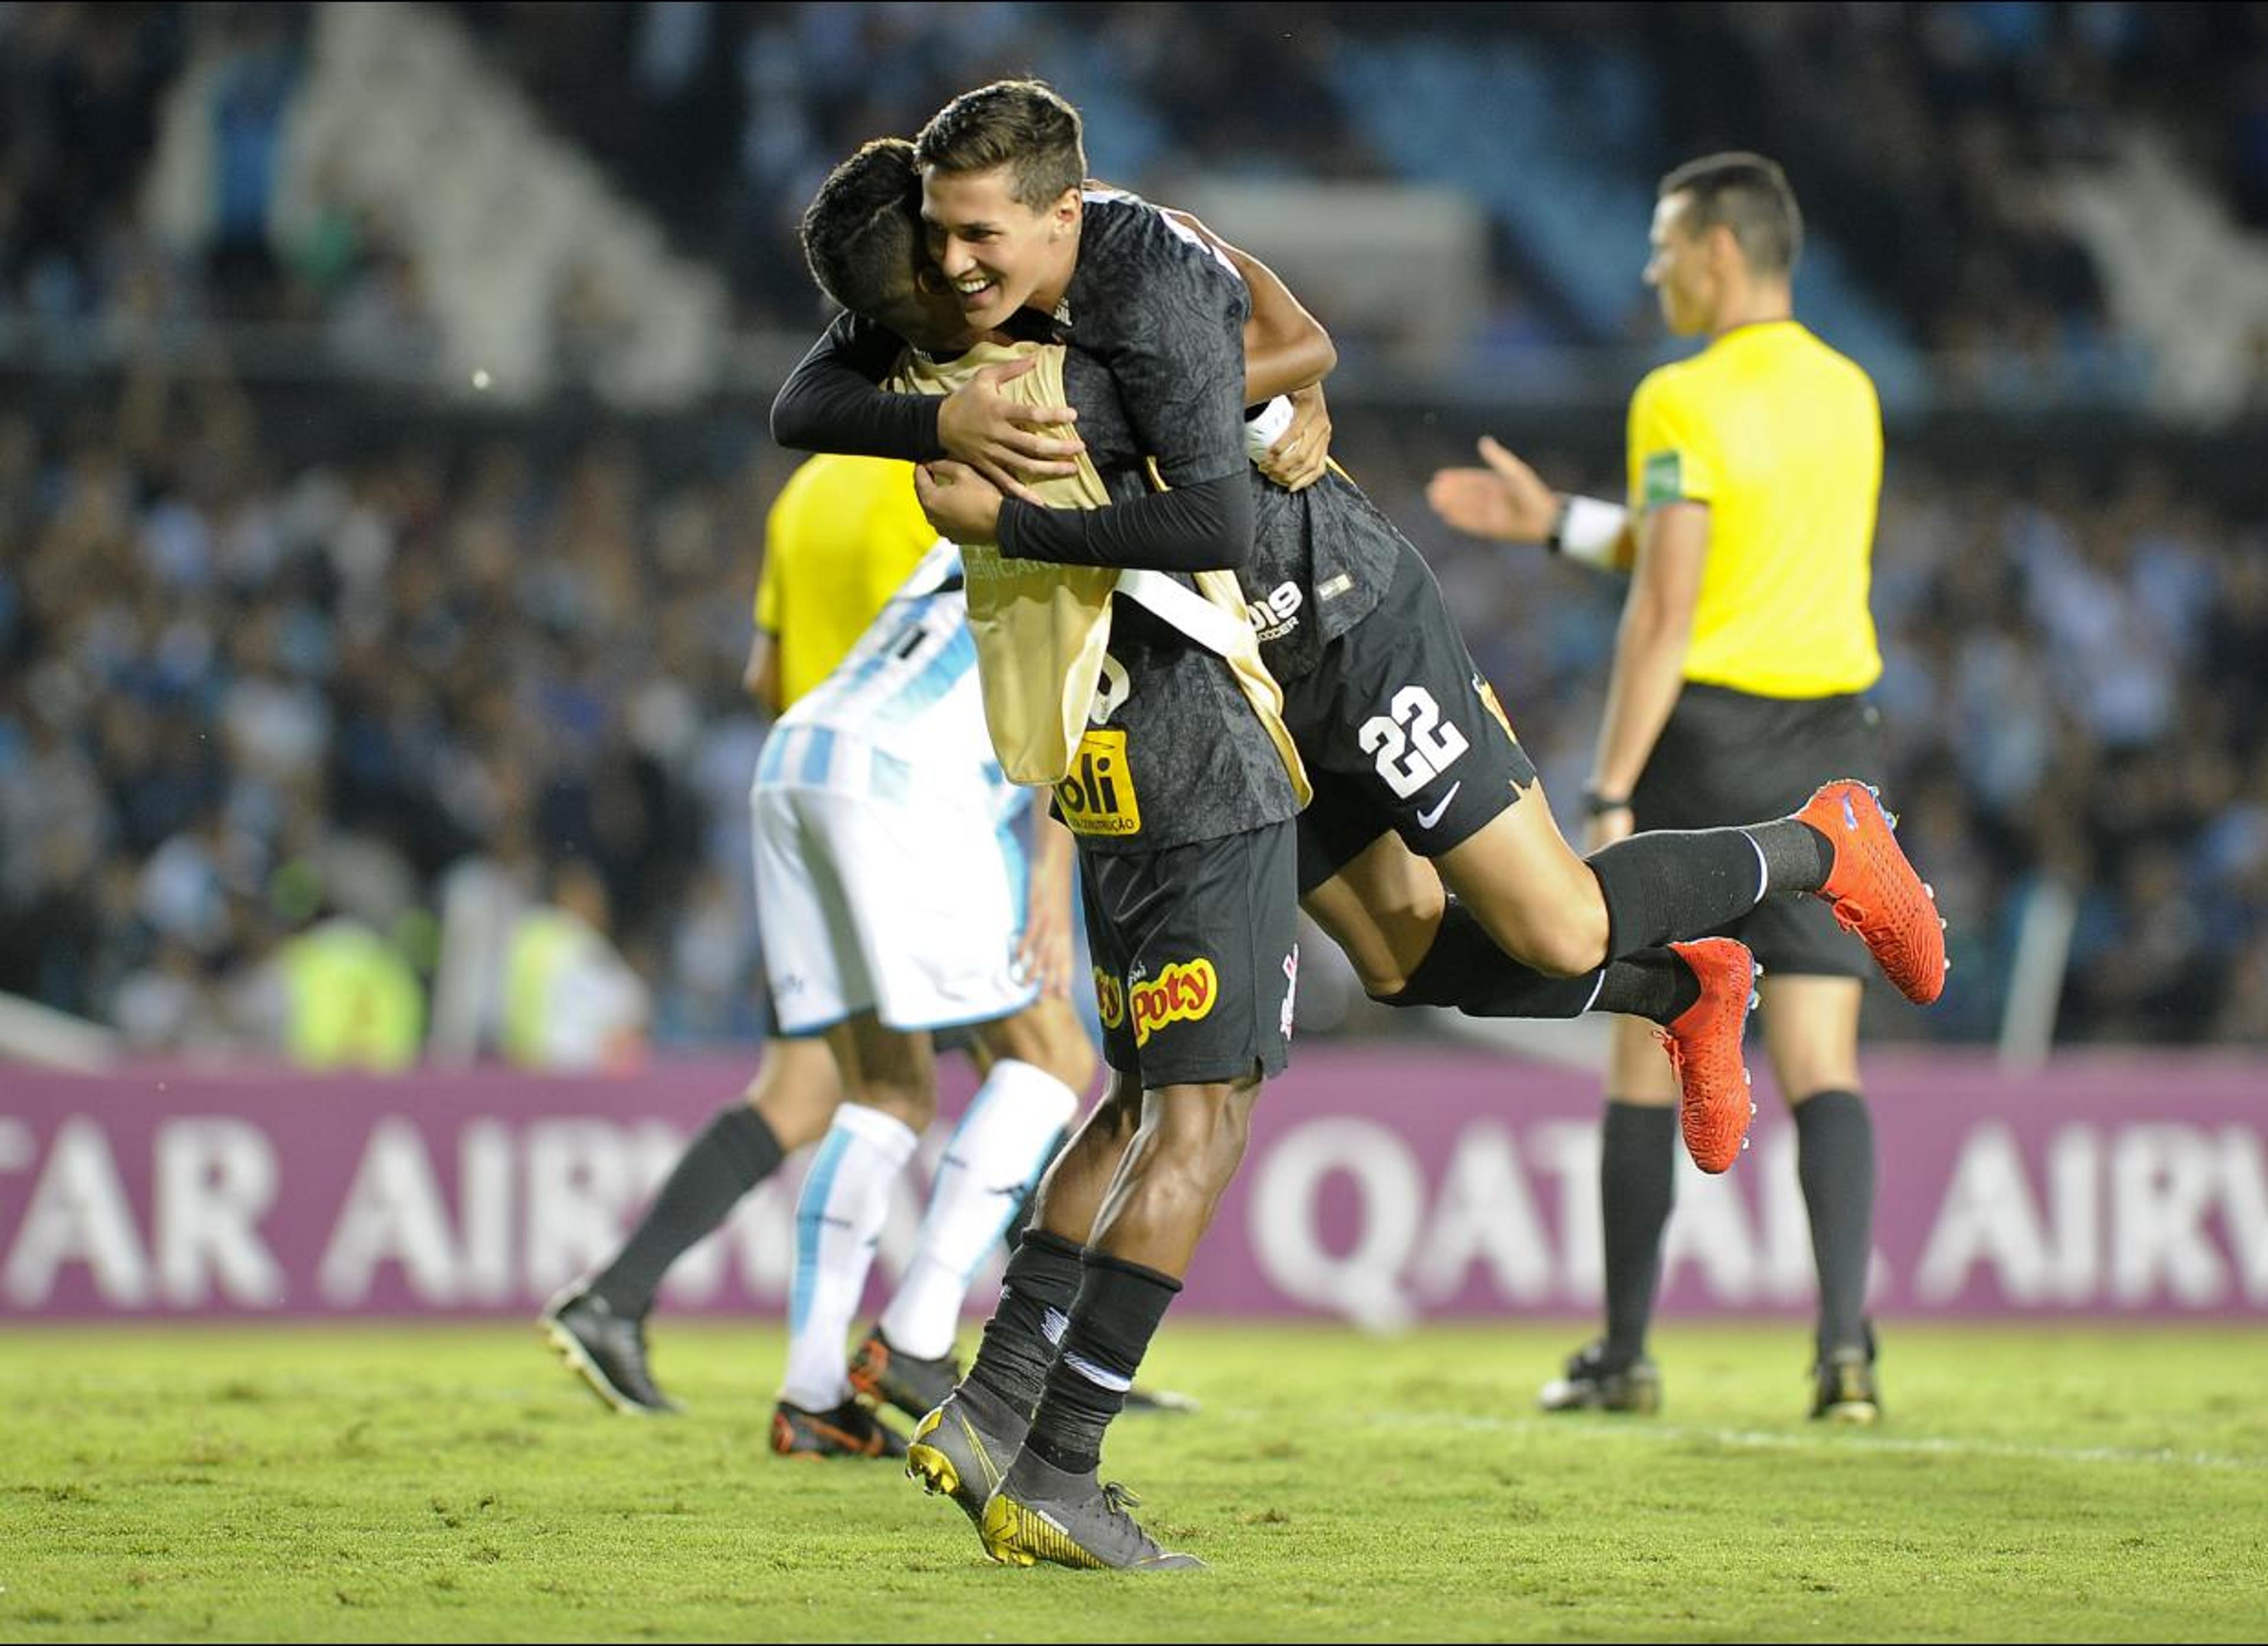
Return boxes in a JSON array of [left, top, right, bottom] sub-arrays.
[[1416, 782, 1462, 830]]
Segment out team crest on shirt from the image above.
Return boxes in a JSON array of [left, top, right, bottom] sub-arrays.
[[1128, 957, 1217, 1047], [1056, 728, 1142, 836]]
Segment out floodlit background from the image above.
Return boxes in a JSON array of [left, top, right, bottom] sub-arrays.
[[2, 10, 2265, 1640], [5, 0, 2265, 1067]]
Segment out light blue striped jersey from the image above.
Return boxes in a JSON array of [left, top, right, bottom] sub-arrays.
[[756, 540, 1018, 816]]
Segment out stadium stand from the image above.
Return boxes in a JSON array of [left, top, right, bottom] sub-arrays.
[[3, 2, 2266, 1055]]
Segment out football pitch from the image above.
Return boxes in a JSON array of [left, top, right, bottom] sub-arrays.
[[2, 1321, 2263, 1642]]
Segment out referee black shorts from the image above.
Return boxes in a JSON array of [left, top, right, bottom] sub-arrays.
[[1280, 545, 1537, 895], [1632, 682, 1887, 980], [1079, 820, 1300, 1089]]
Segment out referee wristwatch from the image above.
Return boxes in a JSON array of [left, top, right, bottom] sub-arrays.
[[1581, 785, 1632, 817]]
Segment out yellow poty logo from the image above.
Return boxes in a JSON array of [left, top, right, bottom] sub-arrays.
[[1093, 967, 1125, 1030], [1129, 958, 1217, 1047], [1055, 728, 1141, 836]]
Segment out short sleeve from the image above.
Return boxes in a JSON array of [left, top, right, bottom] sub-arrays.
[[1626, 369, 1720, 514], [754, 490, 788, 633]]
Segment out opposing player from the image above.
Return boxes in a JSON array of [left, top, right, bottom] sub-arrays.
[[543, 452, 945, 1417], [749, 533, 1095, 1456]]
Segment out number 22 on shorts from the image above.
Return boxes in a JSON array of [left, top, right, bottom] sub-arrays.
[[1357, 686, 1468, 800]]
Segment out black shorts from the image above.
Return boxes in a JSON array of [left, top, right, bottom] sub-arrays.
[[1280, 545, 1538, 894], [1079, 820, 1300, 1088], [1633, 682, 1886, 979]]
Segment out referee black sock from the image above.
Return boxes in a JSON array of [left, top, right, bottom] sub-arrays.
[[1794, 1090, 1876, 1356], [1024, 1250, 1182, 1476], [1601, 1100, 1679, 1367], [591, 1103, 783, 1318], [1587, 827, 1767, 954], [963, 1228, 1086, 1419]]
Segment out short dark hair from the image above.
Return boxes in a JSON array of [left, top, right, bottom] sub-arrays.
[[1658, 152, 1802, 278], [800, 138, 923, 313], [914, 79, 1085, 210]]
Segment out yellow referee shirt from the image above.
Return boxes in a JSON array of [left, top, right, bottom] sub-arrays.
[[1625, 320, 1884, 698], [754, 454, 942, 710]]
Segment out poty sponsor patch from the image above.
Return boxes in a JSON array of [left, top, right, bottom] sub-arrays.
[[1130, 957, 1218, 1047]]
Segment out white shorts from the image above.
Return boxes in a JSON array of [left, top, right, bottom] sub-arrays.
[[751, 774, 1036, 1037]]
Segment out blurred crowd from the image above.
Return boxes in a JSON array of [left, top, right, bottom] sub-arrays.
[[1, 4, 440, 371], [12, 2, 2264, 370], [4, 0, 2265, 1058], [3, 376, 2264, 1055], [0, 370, 787, 1061], [455, 0, 2268, 351]]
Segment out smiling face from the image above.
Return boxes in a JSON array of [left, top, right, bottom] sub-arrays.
[[864, 256, 979, 356], [921, 164, 1080, 331]]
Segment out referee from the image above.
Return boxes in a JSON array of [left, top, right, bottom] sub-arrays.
[[1429, 153, 1898, 1423]]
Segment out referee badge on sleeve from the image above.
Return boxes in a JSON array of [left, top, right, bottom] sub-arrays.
[[1641, 450, 1684, 510]]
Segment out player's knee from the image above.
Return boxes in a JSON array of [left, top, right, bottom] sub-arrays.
[[1528, 919, 1609, 978], [1468, 899, 1605, 979]]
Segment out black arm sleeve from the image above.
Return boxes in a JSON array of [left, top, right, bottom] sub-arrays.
[[996, 471, 1252, 572], [768, 312, 946, 460]]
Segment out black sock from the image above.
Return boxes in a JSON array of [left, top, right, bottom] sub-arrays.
[[964, 1228, 1086, 1419], [1586, 828, 1766, 956], [1794, 1090, 1876, 1355], [591, 1104, 783, 1317], [1592, 947, 1701, 1026], [1024, 1251, 1181, 1476], [1742, 818, 1835, 895], [1374, 898, 1604, 1018], [1601, 1101, 1679, 1367]]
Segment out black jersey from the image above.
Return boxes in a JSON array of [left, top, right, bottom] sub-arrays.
[[1042, 223, 1295, 854], [1056, 193, 1252, 489]]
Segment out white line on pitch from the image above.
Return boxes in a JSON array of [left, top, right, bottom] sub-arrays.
[[1363, 1413, 2268, 1472]]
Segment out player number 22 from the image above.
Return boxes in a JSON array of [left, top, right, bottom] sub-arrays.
[[1358, 686, 1469, 799]]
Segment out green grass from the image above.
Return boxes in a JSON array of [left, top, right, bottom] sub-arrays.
[[1, 1321, 2263, 1641]]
